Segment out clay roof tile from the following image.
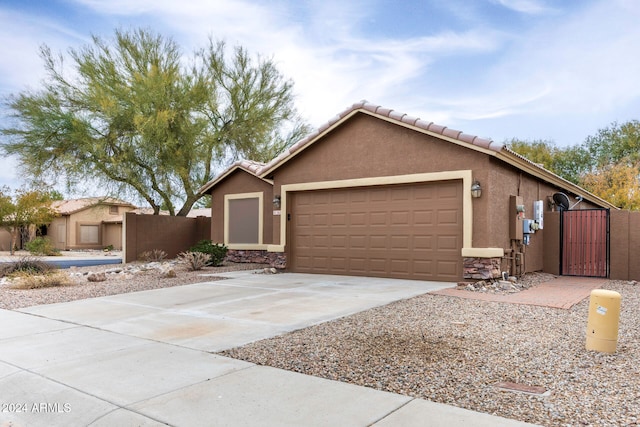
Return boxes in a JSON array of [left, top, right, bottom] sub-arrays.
[[375, 107, 393, 116], [472, 137, 493, 149], [427, 123, 446, 134], [457, 133, 477, 144], [414, 119, 433, 130], [401, 114, 420, 126], [389, 110, 406, 121], [442, 127, 462, 139]]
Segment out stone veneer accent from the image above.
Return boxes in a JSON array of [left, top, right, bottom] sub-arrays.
[[225, 249, 286, 269], [463, 257, 502, 280]]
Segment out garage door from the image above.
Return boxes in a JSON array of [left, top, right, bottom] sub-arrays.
[[288, 181, 463, 281]]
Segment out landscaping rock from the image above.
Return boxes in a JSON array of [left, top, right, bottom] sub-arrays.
[[87, 272, 107, 282]]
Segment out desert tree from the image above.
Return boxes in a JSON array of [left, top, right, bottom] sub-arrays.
[[1, 28, 309, 215]]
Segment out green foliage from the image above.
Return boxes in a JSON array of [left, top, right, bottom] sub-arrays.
[[506, 139, 589, 184], [0, 256, 55, 277], [584, 120, 640, 168], [0, 187, 57, 254], [177, 251, 211, 271], [188, 240, 227, 266], [25, 236, 59, 256], [1, 28, 310, 216], [507, 120, 640, 209]]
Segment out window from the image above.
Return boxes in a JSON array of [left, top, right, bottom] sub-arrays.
[[224, 192, 264, 248], [79, 224, 100, 244], [109, 205, 119, 214]]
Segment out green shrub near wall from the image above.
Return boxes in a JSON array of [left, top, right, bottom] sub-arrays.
[[188, 240, 228, 266]]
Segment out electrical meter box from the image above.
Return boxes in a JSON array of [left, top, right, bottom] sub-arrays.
[[510, 195, 524, 240], [533, 200, 544, 229], [523, 219, 536, 234]]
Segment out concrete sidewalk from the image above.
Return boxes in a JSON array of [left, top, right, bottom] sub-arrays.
[[0, 272, 539, 426]]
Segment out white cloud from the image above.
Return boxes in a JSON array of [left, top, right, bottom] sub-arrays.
[[0, 9, 89, 94], [491, 0, 555, 15]]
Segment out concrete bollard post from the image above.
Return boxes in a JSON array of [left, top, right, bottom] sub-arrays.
[[585, 289, 621, 353]]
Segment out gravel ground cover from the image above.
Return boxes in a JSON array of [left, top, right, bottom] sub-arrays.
[[222, 279, 640, 427], [0, 260, 268, 310], [2, 260, 637, 426]]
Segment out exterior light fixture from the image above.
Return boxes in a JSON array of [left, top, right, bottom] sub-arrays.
[[273, 195, 281, 209], [471, 180, 482, 198]]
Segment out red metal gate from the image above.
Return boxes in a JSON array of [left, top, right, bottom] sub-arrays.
[[560, 209, 609, 277]]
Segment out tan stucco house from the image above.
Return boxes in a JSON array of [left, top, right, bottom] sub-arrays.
[[199, 101, 616, 282], [46, 197, 137, 250]]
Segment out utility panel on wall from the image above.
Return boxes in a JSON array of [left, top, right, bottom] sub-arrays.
[[533, 200, 544, 229]]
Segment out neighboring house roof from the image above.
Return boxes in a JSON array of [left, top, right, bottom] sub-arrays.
[[186, 208, 212, 218], [126, 207, 211, 217], [198, 100, 617, 209], [52, 197, 136, 215]]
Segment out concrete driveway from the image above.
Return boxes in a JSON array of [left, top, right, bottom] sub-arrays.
[[0, 271, 538, 426]]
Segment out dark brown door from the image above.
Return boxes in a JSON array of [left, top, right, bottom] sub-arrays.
[[288, 181, 463, 281], [561, 209, 609, 277]]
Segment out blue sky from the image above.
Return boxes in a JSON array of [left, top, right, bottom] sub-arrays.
[[1, 0, 640, 192]]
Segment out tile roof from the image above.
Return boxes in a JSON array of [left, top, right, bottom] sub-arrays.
[[52, 197, 135, 215], [197, 100, 617, 209], [259, 100, 503, 176], [199, 100, 501, 195], [197, 160, 269, 194]]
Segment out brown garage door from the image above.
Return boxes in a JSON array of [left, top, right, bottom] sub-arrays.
[[288, 181, 463, 281]]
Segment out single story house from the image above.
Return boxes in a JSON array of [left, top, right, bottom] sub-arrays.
[[47, 197, 137, 250], [199, 101, 616, 282]]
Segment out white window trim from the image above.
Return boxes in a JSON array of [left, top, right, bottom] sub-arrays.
[[224, 192, 266, 250]]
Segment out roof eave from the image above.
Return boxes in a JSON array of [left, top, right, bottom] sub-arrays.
[[198, 165, 273, 195], [259, 108, 502, 179], [495, 150, 619, 210]]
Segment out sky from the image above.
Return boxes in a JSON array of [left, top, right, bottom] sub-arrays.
[[1, 0, 639, 193]]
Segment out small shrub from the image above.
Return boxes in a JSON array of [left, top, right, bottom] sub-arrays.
[[177, 251, 211, 271], [139, 249, 168, 262], [9, 271, 72, 289], [188, 240, 228, 266], [0, 256, 55, 278], [25, 237, 60, 256]]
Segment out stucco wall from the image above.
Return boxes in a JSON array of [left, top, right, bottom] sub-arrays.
[[207, 112, 613, 276], [209, 171, 274, 245], [269, 114, 484, 187], [610, 210, 640, 280], [266, 114, 605, 274], [0, 229, 12, 251], [124, 213, 211, 263]]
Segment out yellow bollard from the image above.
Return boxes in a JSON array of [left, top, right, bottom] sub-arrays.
[[585, 289, 621, 353]]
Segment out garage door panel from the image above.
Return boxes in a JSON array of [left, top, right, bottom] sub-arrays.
[[437, 210, 460, 225], [331, 213, 348, 226], [349, 258, 367, 273], [331, 235, 347, 248], [330, 258, 348, 271], [370, 235, 388, 249], [391, 235, 410, 248], [437, 235, 460, 251], [391, 211, 410, 225], [437, 260, 459, 277], [370, 211, 388, 225], [414, 211, 434, 225], [290, 181, 462, 281]]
